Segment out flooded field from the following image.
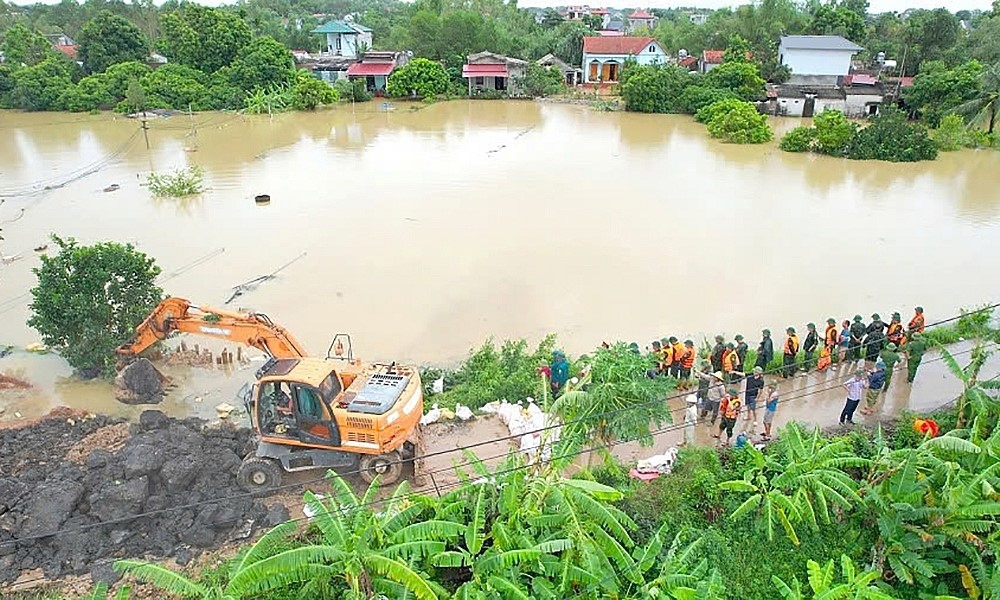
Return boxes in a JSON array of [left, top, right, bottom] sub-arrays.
[[1, 100, 999, 419]]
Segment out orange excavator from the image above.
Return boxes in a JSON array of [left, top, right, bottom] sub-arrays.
[[117, 297, 424, 491]]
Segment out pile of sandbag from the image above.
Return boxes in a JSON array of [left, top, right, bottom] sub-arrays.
[[482, 399, 561, 460]]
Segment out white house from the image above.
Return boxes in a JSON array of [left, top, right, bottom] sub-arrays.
[[778, 35, 863, 85], [625, 9, 657, 33], [312, 19, 373, 58], [581, 36, 666, 83]]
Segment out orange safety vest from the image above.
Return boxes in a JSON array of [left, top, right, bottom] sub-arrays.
[[824, 325, 838, 348], [723, 396, 741, 419], [724, 350, 739, 372], [908, 313, 925, 333], [672, 342, 684, 365], [818, 347, 832, 371], [887, 322, 904, 343], [681, 347, 696, 369], [660, 345, 674, 368], [785, 335, 799, 356]]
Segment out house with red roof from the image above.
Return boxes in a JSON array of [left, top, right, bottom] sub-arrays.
[[581, 36, 666, 84], [346, 51, 409, 95], [700, 49, 724, 73], [462, 51, 528, 97], [626, 9, 657, 33]]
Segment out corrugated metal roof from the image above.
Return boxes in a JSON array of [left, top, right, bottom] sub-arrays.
[[780, 35, 862, 51], [347, 62, 395, 76], [312, 20, 359, 34], [462, 64, 508, 77]]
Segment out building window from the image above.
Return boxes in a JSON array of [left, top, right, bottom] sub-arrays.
[[649, 45, 655, 53], [474, 77, 483, 85]]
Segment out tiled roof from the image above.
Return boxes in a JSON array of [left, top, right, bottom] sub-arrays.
[[462, 64, 508, 77], [679, 55, 697, 68], [702, 49, 724, 64], [312, 20, 369, 34], [629, 9, 654, 18], [347, 62, 395, 76], [582, 36, 656, 55], [54, 44, 77, 59]]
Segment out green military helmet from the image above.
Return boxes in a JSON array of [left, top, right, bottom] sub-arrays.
[[827, 318, 836, 325], [854, 315, 863, 322]]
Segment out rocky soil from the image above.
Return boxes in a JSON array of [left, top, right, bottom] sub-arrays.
[[0, 409, 289, 587]]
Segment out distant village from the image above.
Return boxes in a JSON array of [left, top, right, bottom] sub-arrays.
[[15, 4, 918, 119]]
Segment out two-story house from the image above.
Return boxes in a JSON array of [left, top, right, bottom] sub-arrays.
[[312, 19, 373, 58], [581, 36, 666, 84], [778, 35, 863, 85]]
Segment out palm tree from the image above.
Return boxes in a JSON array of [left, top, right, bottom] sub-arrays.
[[772, 555, 901, 599], [115, 520, 340, 599], [954, 62, 1000, 133], [940, 344, 1000, 427], [719, 424, 867, 545]]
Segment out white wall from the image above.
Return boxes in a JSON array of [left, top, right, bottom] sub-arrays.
[[581, 42, 666, 83], [779, 47, 854, 77]]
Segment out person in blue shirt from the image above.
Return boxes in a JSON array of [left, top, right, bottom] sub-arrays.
[[761, 384, 779, 440], [861, 361, 886, 415], [550, 351, 569, 398]]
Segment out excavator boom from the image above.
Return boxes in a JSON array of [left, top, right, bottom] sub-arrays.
[[117, 297, 309, 360]]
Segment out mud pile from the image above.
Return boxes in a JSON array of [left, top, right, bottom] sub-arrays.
[[0, 410, 289, 585]]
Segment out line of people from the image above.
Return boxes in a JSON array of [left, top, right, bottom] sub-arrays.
[[667, 306, 930, 447]]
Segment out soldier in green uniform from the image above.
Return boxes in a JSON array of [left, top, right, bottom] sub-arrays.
[[905, 333, 927, 383], [879, 342, 901, 390]]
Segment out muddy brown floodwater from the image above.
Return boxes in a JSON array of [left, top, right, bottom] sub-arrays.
[[1, 101, 999, 420]]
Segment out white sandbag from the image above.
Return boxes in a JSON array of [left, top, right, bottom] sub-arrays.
[[420, 403, 441, 425], [431, 377, 444, 394], [455, 404, 474, 421], [636, 447, 679, 474]]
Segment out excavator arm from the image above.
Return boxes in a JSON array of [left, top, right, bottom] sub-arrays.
[[117, 297, 309, 360]]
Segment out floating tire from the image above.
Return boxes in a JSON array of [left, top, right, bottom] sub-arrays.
[[359, 452, 403, 485], [237, 457, 282, 494], [254, 194, 270, 204]]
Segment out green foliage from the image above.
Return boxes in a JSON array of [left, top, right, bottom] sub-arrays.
[[552, 342, 673, 455], [58, 73, 114, 111], [103, 61, 151, 100], [78, 10, 147, 74], [242, 84, 290, 114], [122, 78, 146, 114], [705, 59, 766, 101], [427, 335, 556, 411], [139, 63, 209, 110], [518, 63, 563, 97], [227, 35, 294, 92], [145, 166, 204, 197], [9, 57, 73, 110], [920, 306, 998, 347], [773, 555, 900, 599], [386, 57, 449, 99], [288, 71, 338, 110], [848, 109, 938, 162], [620, 63, 694, 113], [952, 62, 1000, 135], [807, 4, 865, 41], [813, 109, 858, 157], [28, 236, 162, 377], [904, 60, 984, 127], [779, 125, 815, 152], [934, 113, 973, 151], [333, 77, 372, 102], [159, 4, 252, 74], [677, 85, 738, 113], [703, 98, 773, 144], [0, 23, 53, 68]]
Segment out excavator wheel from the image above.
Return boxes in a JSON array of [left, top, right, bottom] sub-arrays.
[[359, 452, 403, 486], [237, 457, 282, 494]]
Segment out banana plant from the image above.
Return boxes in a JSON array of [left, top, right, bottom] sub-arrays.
[[115, 519, 338, 599], [940, 344, 1000, 428], [772, 555, 900, 599]]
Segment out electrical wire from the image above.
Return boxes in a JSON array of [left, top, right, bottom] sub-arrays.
[[0, 329, 993, 551]]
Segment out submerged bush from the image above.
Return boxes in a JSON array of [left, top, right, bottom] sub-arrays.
[[848, 108, 937, 162], [145, 166, 205, 197], [701, 98, 773, 144], [779, 125, 815, 152]]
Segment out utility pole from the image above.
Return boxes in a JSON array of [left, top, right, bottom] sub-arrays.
[[141, 110, 150, 150]]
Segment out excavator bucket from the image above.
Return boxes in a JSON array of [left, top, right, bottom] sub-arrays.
[[115, 358, 170, 404]]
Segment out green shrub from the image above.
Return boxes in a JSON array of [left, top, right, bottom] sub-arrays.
[[779, 125, 815, 152], [102, 61, 152, 100], [620, 63, 693, 113], [848, 108, 937, 162], [145, 166, 205, 197], [933, 113, 969, 151], [702, 98, 773, 144], [9, 57, 73, 110], [333, 77, 372, 102], [386, 57, 449, 99], [519, 63, 564, 97], [140, 63, 210, 110], [677, 85, 738, 113], [813, 109, 858, 156], [288, 71, 338, 110], [921, 305, 998, 346], [58, 74, 114, 112]]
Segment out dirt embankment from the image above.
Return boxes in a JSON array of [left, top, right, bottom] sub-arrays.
[[0, 409, 289, 587]]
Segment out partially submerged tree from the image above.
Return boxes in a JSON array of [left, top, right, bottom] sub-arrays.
[[28, 236, 162, 377]]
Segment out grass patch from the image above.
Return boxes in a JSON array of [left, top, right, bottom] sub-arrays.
[[921, 305, 999, 346]]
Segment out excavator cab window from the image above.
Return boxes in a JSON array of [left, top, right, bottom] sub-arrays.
[[292, 384, 340, 446], [257, 381, 297, 437], [317, 372, 342, 403]]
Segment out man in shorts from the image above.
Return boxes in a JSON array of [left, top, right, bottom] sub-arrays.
[[715, 388, 741, 446], [762, 384, 779, 440], [744, 366, 765, 431]]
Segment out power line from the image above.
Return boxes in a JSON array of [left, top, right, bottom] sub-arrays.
[[0, 334, 991, 551]]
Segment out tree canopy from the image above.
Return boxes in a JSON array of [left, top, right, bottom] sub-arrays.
[[77, 10, 147, 74]]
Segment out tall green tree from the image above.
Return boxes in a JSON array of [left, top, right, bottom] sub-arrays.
[[1, 23, 53, 68], [160, 4, 252, 73], [954, 62, 1000, 134], [227, 35, 294, 91], [9, 57, 73, 110], [904, 60, 984, 126], [78, 10, 148, 74], [28, 236, 163, 377]]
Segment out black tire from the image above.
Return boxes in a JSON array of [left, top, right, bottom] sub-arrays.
[[237, 457, 282, 494], [359, 452, 403, 485]]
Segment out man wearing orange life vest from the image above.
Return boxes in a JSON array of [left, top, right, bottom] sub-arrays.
[[782, 327, 799, 378], [722, 343, 741, 382], [886, 312, 905, 347], [908, 307, 925, 334], [669, 337, 685, 379], [679, 340, 696, 380], [824, 318, 838, 356]]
